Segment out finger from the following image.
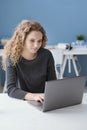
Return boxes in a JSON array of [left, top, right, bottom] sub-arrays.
[[41, 96, 44, 101], [37, 98, 43, 103], [37, 96, 44, 103], [39, 96, 44, 103]]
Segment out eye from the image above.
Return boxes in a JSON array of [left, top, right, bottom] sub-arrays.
[[38, 40, 42, 44], [30, 39, 35, 43]]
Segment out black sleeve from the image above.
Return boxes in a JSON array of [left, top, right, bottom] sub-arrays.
[[6, 58, 28, 99], [46, 51, 57, 81]]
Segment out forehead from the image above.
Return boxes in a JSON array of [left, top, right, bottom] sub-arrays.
[[27, 31, 43, 39]]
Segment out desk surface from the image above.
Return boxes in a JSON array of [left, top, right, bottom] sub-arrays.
[[64, 46, 87, 55], [0, 93, 87, 130]]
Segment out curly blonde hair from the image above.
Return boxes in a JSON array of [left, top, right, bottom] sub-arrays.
[[2, 20, 48, 70]]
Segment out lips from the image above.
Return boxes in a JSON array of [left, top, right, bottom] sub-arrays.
[[32, 48, 39, 51]]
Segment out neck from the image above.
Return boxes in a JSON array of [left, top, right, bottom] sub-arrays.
[[21, 51, 37, 60]]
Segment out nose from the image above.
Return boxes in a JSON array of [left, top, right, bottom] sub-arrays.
[[34, 42, 39, 48]]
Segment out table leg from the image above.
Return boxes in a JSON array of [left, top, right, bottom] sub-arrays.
[[60, 56, 68, 78], [60, 55, 79, 78], [68, 55, 71, 73], [72, 56, 79, 76]]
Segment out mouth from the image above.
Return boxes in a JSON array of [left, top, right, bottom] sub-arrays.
[[30, 49, 38, 53], [32, 48, 39, 51]]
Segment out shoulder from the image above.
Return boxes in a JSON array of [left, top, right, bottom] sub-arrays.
[[6, 57, 14, 67], [6, 57, 11, 65]]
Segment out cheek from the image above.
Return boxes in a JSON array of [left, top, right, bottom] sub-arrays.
[[25, 41, 31, 48], [38, 43, 42, 47]]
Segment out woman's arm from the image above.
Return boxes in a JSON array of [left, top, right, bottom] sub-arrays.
[[6, 58, 28, 99]]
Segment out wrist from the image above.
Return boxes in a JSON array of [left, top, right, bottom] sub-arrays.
[[24, 93, 34, 101]]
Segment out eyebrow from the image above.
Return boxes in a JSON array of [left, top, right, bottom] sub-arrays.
[[38, 39, 42, 41], [30, 38, 42, 41]]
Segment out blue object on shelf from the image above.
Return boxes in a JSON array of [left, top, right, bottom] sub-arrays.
[[0, 44, 4, 49], [0, 57, 5, 87]]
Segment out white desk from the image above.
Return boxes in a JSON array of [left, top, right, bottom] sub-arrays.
[[0, 93, 87, 130], [61, 46, 87, 78]]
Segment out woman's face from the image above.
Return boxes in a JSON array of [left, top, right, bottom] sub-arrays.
[[24, 31, 43, 54]]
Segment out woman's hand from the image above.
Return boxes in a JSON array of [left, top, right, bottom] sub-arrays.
[[32, 94, 44, 103], [24, 93, 44, 103]]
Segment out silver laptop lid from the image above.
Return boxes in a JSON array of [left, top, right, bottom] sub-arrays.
[[43, 76, 86, 112]]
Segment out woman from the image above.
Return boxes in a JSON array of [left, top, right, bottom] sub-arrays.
[[2, 20, 57, 103]]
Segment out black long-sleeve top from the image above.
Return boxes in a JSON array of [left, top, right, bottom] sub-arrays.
[[6, 48, 57, 99]]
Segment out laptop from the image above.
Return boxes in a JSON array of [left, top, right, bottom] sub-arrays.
[[28, 76, 86, 112]]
